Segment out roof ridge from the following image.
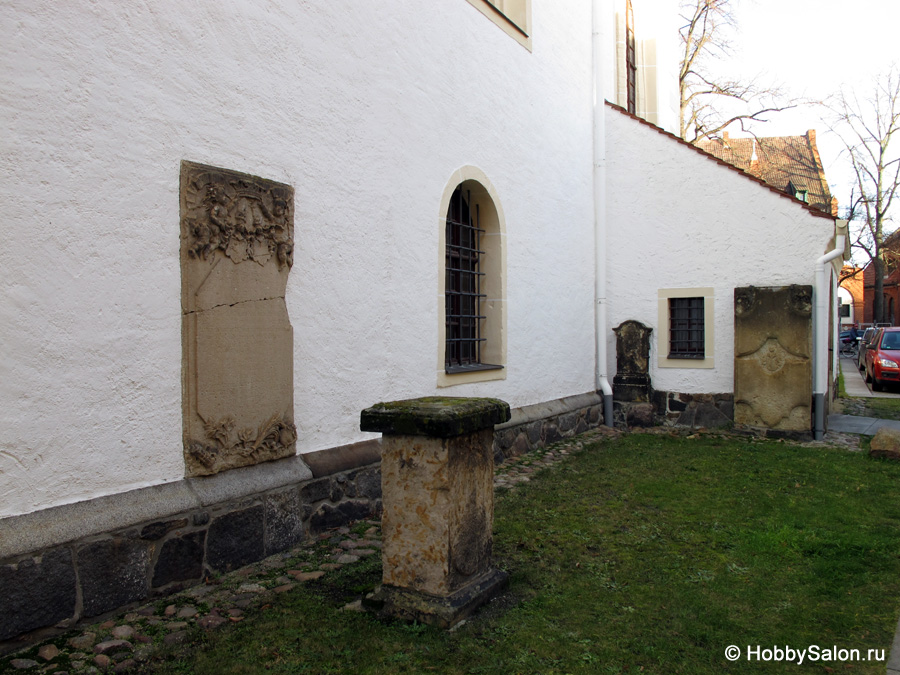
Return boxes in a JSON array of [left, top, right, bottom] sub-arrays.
[[604, 102, 835, 221]]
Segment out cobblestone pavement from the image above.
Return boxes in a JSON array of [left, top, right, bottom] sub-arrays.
[[1, 424, 860, 673]]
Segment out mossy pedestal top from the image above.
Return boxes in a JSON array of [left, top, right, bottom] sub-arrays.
[[360, 397, 511, 438]]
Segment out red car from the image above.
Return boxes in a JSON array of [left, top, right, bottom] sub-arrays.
[[865, 327, 900, 391]]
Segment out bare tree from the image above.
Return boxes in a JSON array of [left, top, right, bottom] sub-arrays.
[[679, 0, 800, 143], [829, 66, 900, 324]]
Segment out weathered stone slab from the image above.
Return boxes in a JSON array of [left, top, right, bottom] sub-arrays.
[[79, 539, 151, 618], [734, 286, 812, 432], [613, 320, 653, 403], [360, 397, 510, 438], [206, 505, 265, 572], [152, 531, 205, 588], [264, 489, 305, 555], [0, 548, 76, 640], [181, 161, 296, 477]]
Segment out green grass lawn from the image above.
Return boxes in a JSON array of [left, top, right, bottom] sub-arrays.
[[151, 434, 900, 674], [847, 396, 900, 420]]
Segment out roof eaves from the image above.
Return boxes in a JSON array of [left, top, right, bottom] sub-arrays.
[[605, 101, 836, 221]]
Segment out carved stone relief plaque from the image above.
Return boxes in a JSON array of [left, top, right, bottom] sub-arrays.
[[181, 161, 296, 477], [734, 285, 812, 432]]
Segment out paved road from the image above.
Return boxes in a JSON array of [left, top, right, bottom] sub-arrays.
[[828, 358, 900, 436]]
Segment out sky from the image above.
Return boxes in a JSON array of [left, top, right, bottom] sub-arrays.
[[709, 0, 900, 217]]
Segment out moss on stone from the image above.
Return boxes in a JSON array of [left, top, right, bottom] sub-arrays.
[[360, 397, 511, 438]]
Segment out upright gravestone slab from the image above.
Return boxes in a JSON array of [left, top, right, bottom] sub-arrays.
[[360, 397, 510, 627], [181, 162, 296, 477], [613, 320, 653, 402], [734, 285, 812, 433]]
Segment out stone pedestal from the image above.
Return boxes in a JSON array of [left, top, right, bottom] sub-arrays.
[[359, 397, 510, 627]]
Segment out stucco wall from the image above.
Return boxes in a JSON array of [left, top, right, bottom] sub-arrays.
[[0, 1, 597, 517], [604, 108, 834, 394]]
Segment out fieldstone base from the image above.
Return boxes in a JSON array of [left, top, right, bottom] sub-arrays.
[[612, 391, 734, 430], [0, 461, 381, 648], [493, 392, 605, 462], [365, 568, 508, 628]]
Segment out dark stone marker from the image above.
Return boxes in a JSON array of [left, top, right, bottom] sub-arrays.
[[0, 548, 77, 640], [613, 320, 653, 402], [79, 538, 151, 617], [152, 531, 206, 588], [206, 505, 265, 573]]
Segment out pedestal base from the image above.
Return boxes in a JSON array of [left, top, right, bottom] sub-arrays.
[[365, 568, 508, 628], [613, 374, 652, 403]]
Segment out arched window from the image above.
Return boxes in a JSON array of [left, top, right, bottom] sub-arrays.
[[445, 187, 487, 370], [438, 168, 507, 386]]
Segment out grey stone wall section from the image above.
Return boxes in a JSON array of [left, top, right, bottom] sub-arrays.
[[264, 488, 305, 556], [652, 391, 735, 429], [79, 538, 152, 618], [0, 457, 375, 649], [0, 454, 313, 562], [0, 548, 76, 641], [206, 505, 266, 573], [493, 392, 604, 462], [152, 531, 206, 589]]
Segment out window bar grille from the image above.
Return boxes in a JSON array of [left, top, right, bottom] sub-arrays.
[[669, 297, 704, 358], [446, 189, 486, 371]]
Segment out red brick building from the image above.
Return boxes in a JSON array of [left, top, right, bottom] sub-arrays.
[[862, 230, 900, 326], [839, 265, 864, 326]]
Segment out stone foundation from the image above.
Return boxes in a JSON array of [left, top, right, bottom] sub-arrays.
[[0, 457, 381, 649], [492, 392, 605, 462], [612, 391, 734, 430], [653, 391, 734, 428], [0, 392, 608, 648]]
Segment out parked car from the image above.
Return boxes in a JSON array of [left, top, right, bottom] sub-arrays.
[[858, 327, 878, 371], [865, 327, 900, 391]]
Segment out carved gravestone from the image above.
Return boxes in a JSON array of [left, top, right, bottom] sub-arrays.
[[734, 285, 812, 433], [180, 161, 296, 477], [613, 320, 653, 402]]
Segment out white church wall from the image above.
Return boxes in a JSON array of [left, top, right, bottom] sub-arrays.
[[604, 107, 834, 395], [0, 0, 597, 518]]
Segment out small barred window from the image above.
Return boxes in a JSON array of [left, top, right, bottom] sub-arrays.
[[669, 297, 705, 359]]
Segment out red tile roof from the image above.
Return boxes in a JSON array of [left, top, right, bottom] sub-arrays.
[[697, 130, 835, 215]]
